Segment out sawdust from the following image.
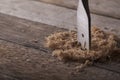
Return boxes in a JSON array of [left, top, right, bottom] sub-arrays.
[[45, 27, 120, 62]]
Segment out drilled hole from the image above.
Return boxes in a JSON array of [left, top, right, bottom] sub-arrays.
[[82, 34, 84, 38]]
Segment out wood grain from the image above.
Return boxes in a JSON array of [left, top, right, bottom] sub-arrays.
[[0, 14, 119, 79], [0, 13, 65, 52], [0, 0, 120, 35], [0, 39, 120, 80], [0, 0, 120, 79], [37, 0, 120, 19]]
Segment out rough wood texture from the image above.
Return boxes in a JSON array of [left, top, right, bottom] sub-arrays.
[[37, 0, 120, 19], [0, 0, 120, 79], [0, 0, 120, 35], [35, 0, 77, 9], [90, 0, 120, 19], [0, 13, 120, 80], [0, 13, 64, 52], [0, 40, 120, 80], [0, 0, 76, 30]]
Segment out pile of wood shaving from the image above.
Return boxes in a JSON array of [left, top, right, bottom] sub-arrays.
[[45, 27, 120, 62]]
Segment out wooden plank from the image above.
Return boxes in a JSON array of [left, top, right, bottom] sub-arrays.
[[0, 13, 65, 52], [0, 0, 76, 30], [37, 0, 120, 19], [35, 0, 78, 9], [0, 36, 120, 80], [89, 0, 120, 19], [0, 0, 120, 36]]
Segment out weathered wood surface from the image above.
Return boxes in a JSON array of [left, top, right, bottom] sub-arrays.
[[37, 0, 120, 19], [0, 0, 120, 36], [0, 13, 63, 52], [0, 0, 120, 79], [0, 40, 120, 80], [0, 13, 120, 80]]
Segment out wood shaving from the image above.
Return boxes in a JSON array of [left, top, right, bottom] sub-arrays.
[[45, 27, 120, 62]]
